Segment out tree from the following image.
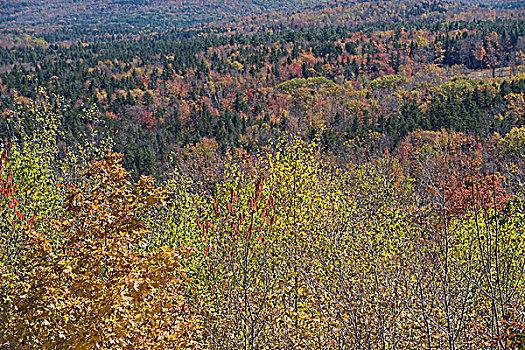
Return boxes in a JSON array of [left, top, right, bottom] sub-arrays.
[[2, 153, 201, 349]]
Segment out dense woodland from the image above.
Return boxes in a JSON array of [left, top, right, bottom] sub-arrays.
[[1, 0, 525, 349]]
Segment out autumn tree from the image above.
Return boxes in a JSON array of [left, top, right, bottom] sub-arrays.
[[1, 153, 201, 349]]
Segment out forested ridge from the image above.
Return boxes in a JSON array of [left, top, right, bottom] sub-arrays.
[[0, 0, 331, 32], [2, 0, 525, 348]]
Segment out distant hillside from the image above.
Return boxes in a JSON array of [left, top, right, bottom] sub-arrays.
[[2, 0, 522, 43], [0, 0, 330, 31], [217, 0, 523, 33]]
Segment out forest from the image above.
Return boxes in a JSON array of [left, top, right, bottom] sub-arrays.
[[1, 0, 525, 348]]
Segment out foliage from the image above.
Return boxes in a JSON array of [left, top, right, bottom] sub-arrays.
[[1, 0, 525, 347], [2, 9, 525, 174], [1, 153, 201, 349], [499, 126, 525, 158], [0, 124, 524, 348]]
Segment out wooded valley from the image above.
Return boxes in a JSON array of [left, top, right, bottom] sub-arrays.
[[1, 0, 525, 348]]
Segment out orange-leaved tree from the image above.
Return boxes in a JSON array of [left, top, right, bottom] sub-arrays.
[[3, 152, 201, 349]]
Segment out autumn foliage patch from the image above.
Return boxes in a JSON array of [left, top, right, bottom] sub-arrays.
[[0, 130, 524, 349]]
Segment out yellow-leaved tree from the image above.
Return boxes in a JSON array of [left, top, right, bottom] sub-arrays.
[[2, 153, 201, 349]]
